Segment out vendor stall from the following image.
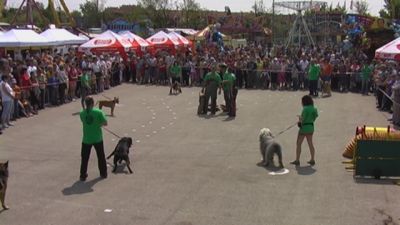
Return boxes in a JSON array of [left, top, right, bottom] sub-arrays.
[[119, 31, 153, 56], [78, 30, 132, 59]]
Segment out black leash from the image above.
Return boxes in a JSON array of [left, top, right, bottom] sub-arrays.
[[103, 127, 121, 139], [275, 122, 298, 137]]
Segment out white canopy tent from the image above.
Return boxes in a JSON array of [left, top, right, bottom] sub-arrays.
[[375, 37, 400, 61], [40, 28, 87, 46], [0, 29, 54, 47]]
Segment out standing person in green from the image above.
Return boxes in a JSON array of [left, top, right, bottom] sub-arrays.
[[169, 61, 182, 94], [80, 68, 91, 109], [79, 96, 108, 181], [361, 61, 373, 95], [308, 59, 320, 97], [291, 95, 318, 166], [220, 63, 236, 117], [202, 63, 222, 115]]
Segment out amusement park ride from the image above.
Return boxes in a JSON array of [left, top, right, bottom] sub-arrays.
[[1, 0, 76, 29], [273, 1, 327, 48]]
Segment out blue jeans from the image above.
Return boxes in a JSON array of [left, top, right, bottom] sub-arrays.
[[361, 79, 369, 94]]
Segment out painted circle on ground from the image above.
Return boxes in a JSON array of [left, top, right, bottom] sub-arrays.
[[268, 168, 290, 176]]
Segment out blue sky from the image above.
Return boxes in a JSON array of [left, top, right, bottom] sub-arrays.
[[11, 0, 385, 16]]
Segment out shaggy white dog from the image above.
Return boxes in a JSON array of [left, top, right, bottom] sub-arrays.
[[259, 128, 284, 168]]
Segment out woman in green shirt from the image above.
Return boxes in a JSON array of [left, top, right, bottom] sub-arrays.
[[291, 95, 318, 166]]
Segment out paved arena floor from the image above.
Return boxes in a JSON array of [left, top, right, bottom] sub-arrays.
[[1, 84, 399, 225]]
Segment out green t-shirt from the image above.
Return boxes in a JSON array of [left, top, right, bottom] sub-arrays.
[[222, 72, 236, 91], [81, 73, 90, 88], [204, 72, 222, 85], [170, 65, 181, 78], [299, 105, 318, 134], [308, 64, 320, 81], [80, 108, 107, 144], [361, 64, 373, 80]]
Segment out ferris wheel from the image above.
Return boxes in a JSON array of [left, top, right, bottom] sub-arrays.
[[273, 1, 327, 48]]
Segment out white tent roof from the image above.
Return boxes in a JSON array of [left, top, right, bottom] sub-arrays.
[[168, 31, 191, 46], [0, 29, 54, 47], [146, 31, 180, 46], [119, 31, 150, 47], [79, 30, 132, 55], [375, 37, 400, 61], [166, 28, 198, 36], [40, 28, 87, 45]]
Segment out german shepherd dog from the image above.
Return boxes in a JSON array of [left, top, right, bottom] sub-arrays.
[[97, 97, 119, 117], [107, 137, 133, 174], [0, 161, 9, 210]]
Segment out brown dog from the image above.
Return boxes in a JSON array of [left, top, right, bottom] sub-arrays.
[[0, 161, 9, 210], [97, 97, 119, 116]]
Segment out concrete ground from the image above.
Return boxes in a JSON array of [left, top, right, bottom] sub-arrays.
[[1, 84, 399, 225]]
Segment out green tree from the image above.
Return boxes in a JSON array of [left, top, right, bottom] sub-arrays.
[[380, 0, 400, 19], [178, 0, 203, 28], [137, 0, 173, 28], [80, 0, 102, 28], [355, 0, 369, 16]]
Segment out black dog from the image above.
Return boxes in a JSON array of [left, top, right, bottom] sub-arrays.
[[107, 137, 133, 174]]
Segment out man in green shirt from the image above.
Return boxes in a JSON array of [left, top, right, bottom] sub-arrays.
[[79, 96, 108, 181], [361, 61, 373, 95], [221, 63, 236, 117], [202, 63, 222, 115], [308, 59, 320, 97]]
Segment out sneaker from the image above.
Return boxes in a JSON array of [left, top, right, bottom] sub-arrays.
[[307, 160, 315, 166], [290, 160, 300, 166]]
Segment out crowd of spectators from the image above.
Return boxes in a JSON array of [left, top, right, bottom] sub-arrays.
[[1, 43, 400, 135]]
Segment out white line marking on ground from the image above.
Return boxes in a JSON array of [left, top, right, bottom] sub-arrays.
[[136, 140, 141, 143], [111, 138, 116, 141], [141, 125, 146, 128], [153, 131, 157, 134]]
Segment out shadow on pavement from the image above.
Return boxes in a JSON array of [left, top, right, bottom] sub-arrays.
[[62, 177, 103, 195], [295, 165, 316, 175], [354, 177, 400, 185], [71, 112, 80, 116]]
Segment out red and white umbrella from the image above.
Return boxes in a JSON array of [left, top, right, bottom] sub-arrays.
[[168, 31, 192, 48], [375, 37, 400, 61], [146, 31, 180, 53], [119, 31, 153, 56], [79, 30, 132, 59]]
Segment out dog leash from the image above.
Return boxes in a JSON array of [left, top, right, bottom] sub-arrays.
[[103, 127, 122, 139], [275, 122, 298, 137], [101, 94, 113, 100]]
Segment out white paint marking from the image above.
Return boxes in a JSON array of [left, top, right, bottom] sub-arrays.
[[104, 209, 113, 213], [141, 125, 146, 128], [161, 126, 165, 129], [146, 134, 151, 138], [268, 168, 290, 176], [153, 131, 157, 134], [112, 138, 116, 141], [136, 140, 141, 143]]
